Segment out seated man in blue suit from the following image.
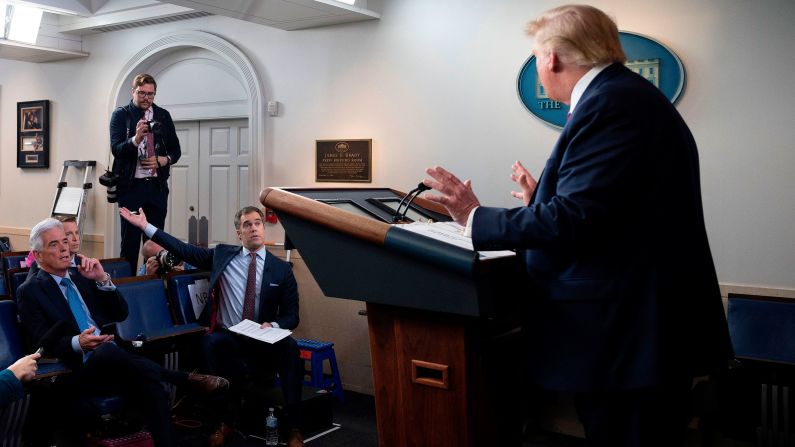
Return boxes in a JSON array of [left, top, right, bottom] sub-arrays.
[[17, 218, 229, 447], [0, 352, 40, 408], [423, 5, 731, 447], [120, 206, 304, 447]]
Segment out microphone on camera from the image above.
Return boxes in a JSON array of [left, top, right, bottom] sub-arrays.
[[35, 320, 69, 356]]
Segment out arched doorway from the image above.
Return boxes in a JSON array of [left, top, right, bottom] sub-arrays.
[[104, 31, 267, 257]]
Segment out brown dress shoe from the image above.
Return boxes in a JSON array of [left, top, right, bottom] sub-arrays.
[[188, 373, 230, 394], [208, 422, 233, 447], [287, 429, 304, 447]]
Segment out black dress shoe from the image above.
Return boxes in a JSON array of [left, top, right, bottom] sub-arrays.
[[187, 373, 229, 395]]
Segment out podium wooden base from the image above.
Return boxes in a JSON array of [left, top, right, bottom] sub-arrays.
[[367, 303, 522, 447]]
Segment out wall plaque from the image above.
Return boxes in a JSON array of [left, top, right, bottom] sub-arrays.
[[315, 139, 372, 183]]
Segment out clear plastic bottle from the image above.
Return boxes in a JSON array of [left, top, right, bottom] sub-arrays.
[[265, 407, 279, 446]]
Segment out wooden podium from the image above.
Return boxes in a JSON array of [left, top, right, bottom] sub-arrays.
[[261, 187, 525, 446]]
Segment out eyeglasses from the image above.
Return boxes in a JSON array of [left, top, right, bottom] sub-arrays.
[[135, 90, 156, 98]]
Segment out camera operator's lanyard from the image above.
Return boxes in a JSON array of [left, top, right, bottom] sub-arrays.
[[134, 107, 157, 178]]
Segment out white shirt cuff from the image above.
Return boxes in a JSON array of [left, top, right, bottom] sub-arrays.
[[271, 322, 280, 329], [71, 335, 82, 353], [144, 224, 157, 239], [464, 207, 478, 238]]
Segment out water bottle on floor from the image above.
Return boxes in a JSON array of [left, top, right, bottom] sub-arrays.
[[265, 407, 279, 446]]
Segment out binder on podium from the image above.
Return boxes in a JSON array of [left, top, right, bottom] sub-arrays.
[[261, 187, 526, 447]]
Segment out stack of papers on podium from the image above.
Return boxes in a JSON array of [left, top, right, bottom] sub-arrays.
[[228, 319, 292, 344], [396, 221, 515, 259]]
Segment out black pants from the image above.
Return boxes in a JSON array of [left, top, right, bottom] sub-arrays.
[[55, 343, 188, 447], [118, 178, 167, 270], [574, 377, 693, 447], [200, 329, 303, 430]]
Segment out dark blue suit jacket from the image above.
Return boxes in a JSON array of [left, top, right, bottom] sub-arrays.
[[109, 100, 181, 194], [151, 230, 299, 331], [474, 64, 731, 391], [17, 270, 129, 370]]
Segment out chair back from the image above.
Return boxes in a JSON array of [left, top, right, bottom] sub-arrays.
[[1, 251, 28, 272], [114, 277, 176, 342], [0, 301, 24, 370], [6, 268, 29, 301], [727, 293, 795, 365], [166, 270, 211, 325], [99, 258, 132, 279]]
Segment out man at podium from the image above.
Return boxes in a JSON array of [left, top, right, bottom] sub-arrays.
[[423, 5, 731, 446]]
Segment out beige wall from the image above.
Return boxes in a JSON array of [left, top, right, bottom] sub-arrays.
[[281, 248, 374, 395], [0, 225, 104, 259]]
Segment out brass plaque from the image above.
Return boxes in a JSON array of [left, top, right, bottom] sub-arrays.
[[315, 139, 372, 183]]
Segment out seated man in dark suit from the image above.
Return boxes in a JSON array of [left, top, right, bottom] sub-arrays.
[[17, 218, 229, 447], [120, 206, 304, 447]]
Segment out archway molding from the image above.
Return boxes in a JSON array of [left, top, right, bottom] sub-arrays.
[[104, 30, 266, 256]]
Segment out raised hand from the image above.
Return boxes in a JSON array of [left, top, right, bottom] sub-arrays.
[[119, 207, 149, 230], [509, 160, 537, 206], [76, 257, 107, 282], [423, 166, 480, 226]]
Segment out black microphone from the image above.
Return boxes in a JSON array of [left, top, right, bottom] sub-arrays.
[[398, 183, 431, 223], [35, 320, 69, 356], [393, 182, 430, 223]]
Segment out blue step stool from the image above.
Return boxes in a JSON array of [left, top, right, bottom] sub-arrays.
[[297, 338, 344, 401]]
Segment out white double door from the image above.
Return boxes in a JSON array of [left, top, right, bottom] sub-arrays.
[[166, 118, 250, 245]]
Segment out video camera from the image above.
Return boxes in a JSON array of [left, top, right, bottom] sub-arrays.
[[155, 249, 181, 274], [146, 120, 162, 135], [99, 169, 120, 203]]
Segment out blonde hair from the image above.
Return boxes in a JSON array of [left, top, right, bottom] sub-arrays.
[[526, 4, 626, 67]]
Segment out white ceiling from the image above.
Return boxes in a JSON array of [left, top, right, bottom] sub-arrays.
[[22, 0, 381, 34], [0, 0, 380, 62]]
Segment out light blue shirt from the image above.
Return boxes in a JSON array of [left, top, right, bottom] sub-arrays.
[[48, 272, 115, 357], [217, 246, 269, 329]]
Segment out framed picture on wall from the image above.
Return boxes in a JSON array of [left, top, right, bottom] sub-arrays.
[[17, 100, 49, 168]]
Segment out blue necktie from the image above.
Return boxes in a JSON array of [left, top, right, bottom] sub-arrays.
[[61, 277, 90, 332]]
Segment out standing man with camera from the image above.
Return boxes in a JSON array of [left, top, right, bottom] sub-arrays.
[[109, 73, 181, 270]]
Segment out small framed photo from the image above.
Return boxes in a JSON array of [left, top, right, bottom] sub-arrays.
[[17, 100, 49, 168]]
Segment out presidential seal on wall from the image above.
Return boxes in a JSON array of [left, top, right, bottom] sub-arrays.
[[517, 31, 686, 129]]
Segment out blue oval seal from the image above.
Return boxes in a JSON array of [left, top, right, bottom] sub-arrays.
[[517, 31, 686, 129]]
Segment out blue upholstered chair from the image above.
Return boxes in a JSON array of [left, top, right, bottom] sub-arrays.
[[6, 268, 29, 301], [0, 252, 27, 272], [727, 293, 795, 445], [727, 294, 795, 365], [98, 258, 133, 280], [113, 276, 206, 344], [165, 269, 211, 325]]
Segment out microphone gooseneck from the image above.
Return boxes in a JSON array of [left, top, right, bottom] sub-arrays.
[[393, 182, 430, 223]]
